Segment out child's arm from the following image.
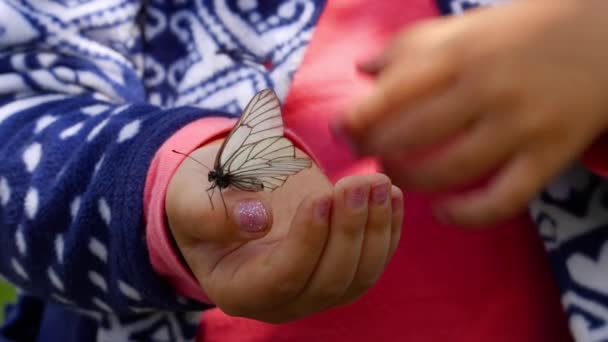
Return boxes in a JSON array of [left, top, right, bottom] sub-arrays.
[[0, 1, 406, 322], [0, 1, 235, 313], [152, 118, 404, 323], [338, 0, 608, 227]]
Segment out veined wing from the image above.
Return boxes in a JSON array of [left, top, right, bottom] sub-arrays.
[[225, 136, 298, 173], [230, 178, 264, 192], [231, 157, 312, 192], [216, 89, 284, 168]]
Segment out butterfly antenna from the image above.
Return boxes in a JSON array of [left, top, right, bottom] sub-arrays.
[[172, 149, 211, 171]]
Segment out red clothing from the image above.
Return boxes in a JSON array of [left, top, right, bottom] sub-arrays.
[[197, 1, 571, 341]]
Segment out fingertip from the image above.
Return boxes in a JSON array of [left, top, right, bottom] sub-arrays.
[[232, 199, 271, 234], [290, 192, 330, 229], [369, 172, 392, 185], [356, 57, 385, 76], [204, 198, 270, 243], [314, 195, 333, 225], [340, 94, 383, 141], [390, 185, 403, 213], [433, 195, 508, 228], [333, 176, 354, 194], [282, 194, 330, 258], [369, 174, 392, 206], [386, 184, 404, 263]]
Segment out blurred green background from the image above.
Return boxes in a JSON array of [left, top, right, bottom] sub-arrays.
[[0, 280, 16, 323]]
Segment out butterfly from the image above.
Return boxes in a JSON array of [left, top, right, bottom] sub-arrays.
[[174, 89, 312, 213]]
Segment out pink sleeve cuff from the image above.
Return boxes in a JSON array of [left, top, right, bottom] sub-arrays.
[[144, 117, 319, 303], [582, 134, 608, 178], [144, 117, 236, 303]]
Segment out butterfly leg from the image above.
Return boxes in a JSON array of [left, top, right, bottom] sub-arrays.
[[206, 185, 216, 210], [218, 188, 228, 218]]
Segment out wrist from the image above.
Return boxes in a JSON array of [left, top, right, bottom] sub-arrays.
[[145, 117, 236, 303]]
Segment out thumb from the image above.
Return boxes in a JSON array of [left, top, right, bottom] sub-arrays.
[[231, 198, 272, 237], [171, 196, 272, 244], [204, 197, 272, 242]]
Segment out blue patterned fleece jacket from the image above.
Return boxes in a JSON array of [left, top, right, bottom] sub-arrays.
[[0, 0, 606, 341]]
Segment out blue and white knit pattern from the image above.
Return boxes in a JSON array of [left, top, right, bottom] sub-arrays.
[[0, 1, 324, 341], [2, 0, 603, 340], [439, 0, 608, 341]]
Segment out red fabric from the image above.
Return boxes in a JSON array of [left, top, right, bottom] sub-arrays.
[[583, 135, 608, 177], [199, 0, 572, 341]]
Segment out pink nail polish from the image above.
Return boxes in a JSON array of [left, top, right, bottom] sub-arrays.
[[315, 198, 332, 222], [371, 183, 390, 205], [347, 186, 368, 209], [234, 200, 268, 232]]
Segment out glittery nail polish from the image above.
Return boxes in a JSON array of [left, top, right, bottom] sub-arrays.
[[371, 182, 390, 205], [315, 197, 332, 222], [347, 186, 368, 209], [234, 200, 268, 232]]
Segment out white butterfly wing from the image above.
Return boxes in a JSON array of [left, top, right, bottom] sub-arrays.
[[230, 157, 312, 191], [227, 138, 312, 192], [216, 89, 311, 192], [218, 89, 284, 167]]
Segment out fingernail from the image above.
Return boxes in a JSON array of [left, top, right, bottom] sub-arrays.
[[347, 186, 368, 209], [234, 200, 268, 233], [315, 197, 332, 222], [371, 182, 390, 205]]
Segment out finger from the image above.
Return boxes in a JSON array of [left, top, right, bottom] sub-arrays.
[[364, 79, 481, 155], [294, 176, 370, 310], [218, 193, 332, 316], [393, 115, 518, 192], [356, 30, 407, 77], [171, 194, 272, 243], [167, 141, 274, 243], [339, 174, 393, 305], [341, 17, 466, 140], [223, 188, 404, 325], [435, 145, 564, 227], [357, 55, 388, 76], [387, 185, 404, 263], [342, 51, 456, 140], [357, 14, 460, 76]]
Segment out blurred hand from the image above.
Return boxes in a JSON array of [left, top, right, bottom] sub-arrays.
[[339, 0, 608, 226], [166, 139, 403, 323]]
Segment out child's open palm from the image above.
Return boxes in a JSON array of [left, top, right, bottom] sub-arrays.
[[166, 140, 403, 323]]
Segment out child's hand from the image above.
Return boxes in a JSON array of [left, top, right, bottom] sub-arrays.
[[340, 0, 608, 227], [166, 140, 403, 323]]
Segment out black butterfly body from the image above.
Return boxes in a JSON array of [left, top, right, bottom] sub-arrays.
[[208, 168, 233, 190]]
